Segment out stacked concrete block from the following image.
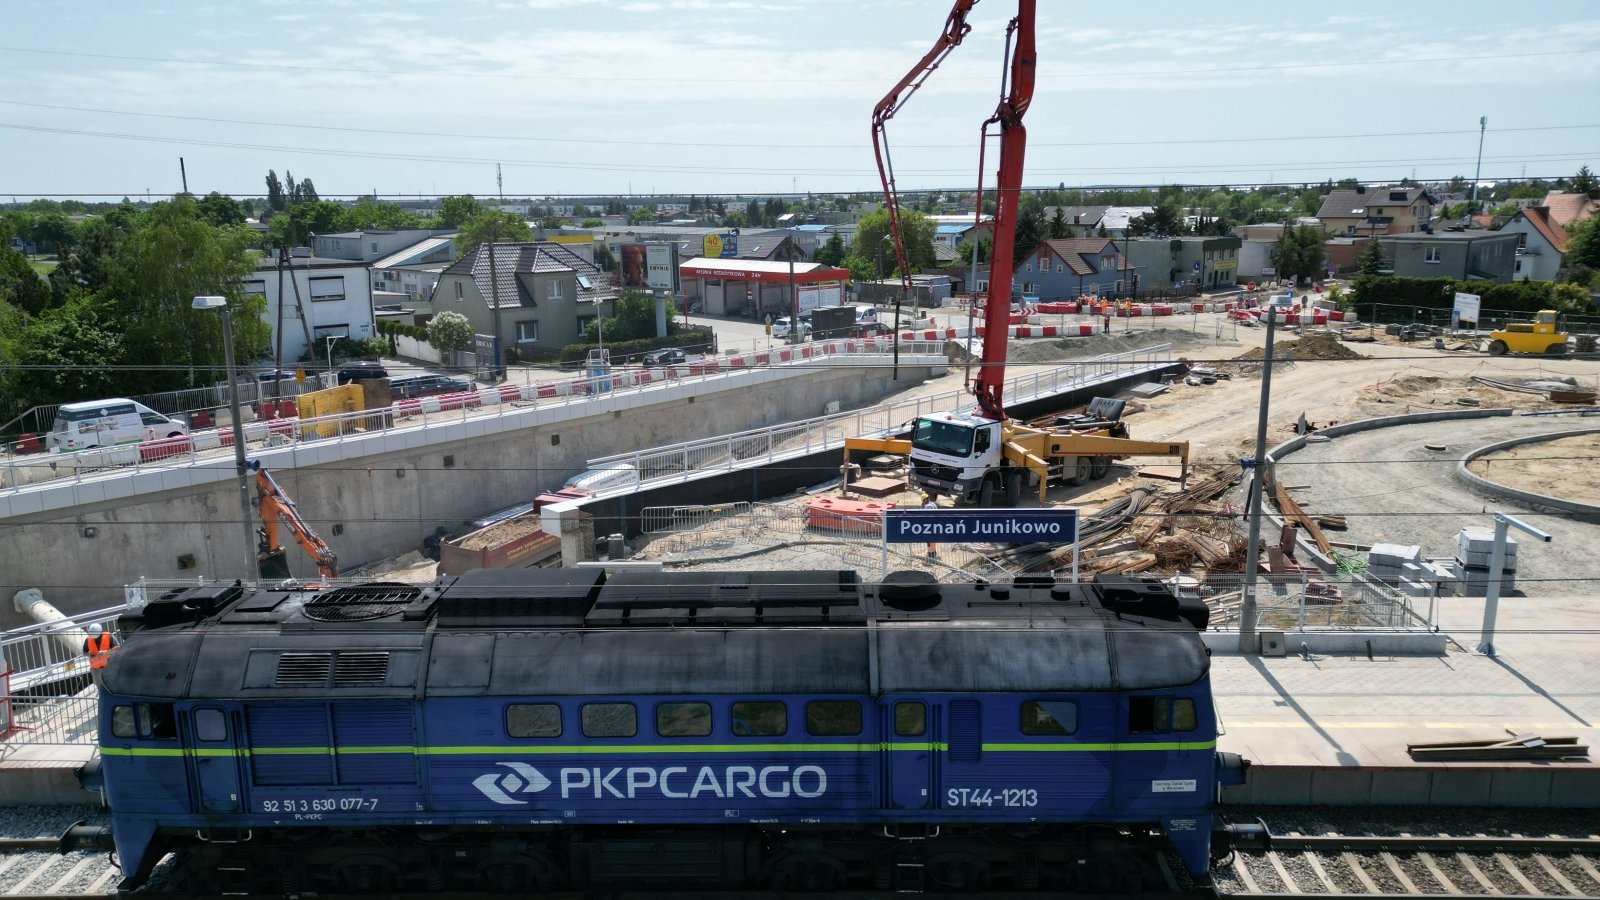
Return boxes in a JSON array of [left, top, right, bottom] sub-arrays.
[[1367, 543, 1422, 583], [1452, 529, 1517, 597]]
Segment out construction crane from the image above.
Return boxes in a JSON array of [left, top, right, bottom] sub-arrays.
[[849, 0, 1187, 506], [251, 461, 338, 579]]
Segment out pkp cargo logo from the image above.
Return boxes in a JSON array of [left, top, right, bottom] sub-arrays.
[[473, 762, 551, 805]]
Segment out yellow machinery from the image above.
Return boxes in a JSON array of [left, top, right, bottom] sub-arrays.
[[1488, 310, 1568, 356]]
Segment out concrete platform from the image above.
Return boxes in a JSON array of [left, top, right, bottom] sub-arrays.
[[0, 743, 97, 806], [1217, 592, 1600, 807]]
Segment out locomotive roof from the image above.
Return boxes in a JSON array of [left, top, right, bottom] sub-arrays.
[[103, 570, 1210, 700]]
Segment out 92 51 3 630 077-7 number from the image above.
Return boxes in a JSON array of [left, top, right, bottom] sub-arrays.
[[946, 787, 1036, 808], [259, 797, 379, 813]]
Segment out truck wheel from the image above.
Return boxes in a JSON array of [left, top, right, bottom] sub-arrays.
[[1003, 470, 1023, 506], [1066, 457, 1090, 486], [1545, 343, 1567, 356], [978, 478, 996, 507], [1488, 340, 1508, 356], [1090, 457, 1111, 479]]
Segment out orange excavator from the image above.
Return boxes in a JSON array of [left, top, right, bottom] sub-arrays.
[[251, 461, 338, 579]]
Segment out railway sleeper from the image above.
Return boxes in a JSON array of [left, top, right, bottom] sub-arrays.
[[158, 823, 1174, 894]]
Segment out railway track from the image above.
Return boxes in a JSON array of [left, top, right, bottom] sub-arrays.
[[1222, 833, 1600, 898]]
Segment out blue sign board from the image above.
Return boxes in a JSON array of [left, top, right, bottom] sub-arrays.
[[882, 508, 1078, 545], [720, 232, 738, 258]]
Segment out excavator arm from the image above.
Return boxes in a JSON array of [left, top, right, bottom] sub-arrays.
[[253, 462, 339, 579]]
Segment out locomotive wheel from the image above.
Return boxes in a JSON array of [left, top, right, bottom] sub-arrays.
[[1488, 339, 1508, 356], [766, 852, 844, 891], [332, 854, 402, 893], [927, 852, 992, 891]]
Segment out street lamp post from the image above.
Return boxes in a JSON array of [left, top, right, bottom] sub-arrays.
[[193, 295, 257, 582], [325, 335, 339, 381]]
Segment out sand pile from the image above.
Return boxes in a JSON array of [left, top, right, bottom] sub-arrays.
[[1234, 332, 1362, 362]]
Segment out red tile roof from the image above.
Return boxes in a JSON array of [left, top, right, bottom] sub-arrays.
[[1541, 191, 1599, 228], [1515, 206, 1568, 253]]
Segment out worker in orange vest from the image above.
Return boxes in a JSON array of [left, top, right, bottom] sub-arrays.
[[83, 624, 116, 670]]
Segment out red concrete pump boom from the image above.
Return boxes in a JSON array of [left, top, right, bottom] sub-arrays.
[[869, 0, 1036, 422]]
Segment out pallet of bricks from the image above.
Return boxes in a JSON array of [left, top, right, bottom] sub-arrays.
[[1451, 528, 1516, 597]]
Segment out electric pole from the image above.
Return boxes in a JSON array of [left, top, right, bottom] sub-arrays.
[[1470, 116, 1487, 212]]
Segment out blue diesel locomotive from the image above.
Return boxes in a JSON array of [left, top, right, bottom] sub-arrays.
[[79, 569, 1248, 893]]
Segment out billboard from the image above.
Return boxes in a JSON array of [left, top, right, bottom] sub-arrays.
[[721, 231, 738, 258], [1452, 291, 1481, 324], [702, 234, 723, 258], [619, 244, 648, 289], [645, 243, 678, 292]]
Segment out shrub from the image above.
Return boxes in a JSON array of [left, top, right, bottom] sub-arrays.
[[427, 310, 474, 352]]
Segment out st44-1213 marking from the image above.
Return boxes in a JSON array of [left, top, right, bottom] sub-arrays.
[[947, 787, 1037, 808]]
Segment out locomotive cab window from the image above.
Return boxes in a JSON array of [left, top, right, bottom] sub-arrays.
[[806, 700, 862, 736], [656, 702, 712, 737], [730, 701, 786, 737], [581, 703, 637, 738], [1021, 700, 1078, 735], [1129, 696, 1197, 733], [507, 703, 562, 738], [894, 701, 926, 737], [110, 703, 177, 740], [194, 708, 227, 742]]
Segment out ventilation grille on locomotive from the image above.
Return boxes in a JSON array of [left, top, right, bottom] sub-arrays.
[[332, 652, 390, 685], [275, 652, 333, 687], [301, 583, 421, 621]]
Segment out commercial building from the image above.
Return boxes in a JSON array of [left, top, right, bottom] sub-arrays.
[[677, 258, 851, 319]]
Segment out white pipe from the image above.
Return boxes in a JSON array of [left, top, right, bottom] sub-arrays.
[[13, 588, 91, 658]]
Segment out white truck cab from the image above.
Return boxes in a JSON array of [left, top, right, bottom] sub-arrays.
[[906, 411, 1011, 505]]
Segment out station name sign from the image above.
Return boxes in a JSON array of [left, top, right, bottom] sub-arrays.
[[882, 508, 1078, 545]]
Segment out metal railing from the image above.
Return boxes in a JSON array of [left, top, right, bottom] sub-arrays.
[[1198, 572, 1427, 633], [0, 375, 331, 439], [0, 341, 945, 499], [0, 605, 124, 695], [589, 345, 1175, 485]]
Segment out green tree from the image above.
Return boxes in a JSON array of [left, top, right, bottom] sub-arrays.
[[1356, 238, 1387, 276], [2, 293, 129, 407], [1573, 165, 1598, 193], [597, 290, 666, 342], [813, 232, 847, 266], [1273, 225, 1328, 284], [1012, 206, 1046, 268], [109, 195, 265, 392], [264, 200, 347, 249], [265, 170, 285, 211], [593, 244, 615, 272], [953, 235, 992, 265], [580, 218, 604, 228], [436, 194, 483, 229], [0, 245, 51, 315], [1551, 281, 1588, 313], [49, 209, 134, 301], [455, 210, 533, 258], [1047, 207, 1070, 240], [745, 199, 762, 227], [342, 199, 424, 230], [1565, 215, 1600, 270], [195, 192, 245, 227], [426, 310, 474, 353], [850, 208, 936, 276]]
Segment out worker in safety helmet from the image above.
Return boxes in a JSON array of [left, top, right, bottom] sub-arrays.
[[83, 623, 117, 671]]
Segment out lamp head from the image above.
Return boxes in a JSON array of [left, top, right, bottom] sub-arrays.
[[192, 295, 226, 310]]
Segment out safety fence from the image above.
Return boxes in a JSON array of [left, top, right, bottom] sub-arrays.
[[589, 344, 1175, 485], [1198, 572, 1428, 633], [0, 340, 947, 499], [1, 604, 123, 756]]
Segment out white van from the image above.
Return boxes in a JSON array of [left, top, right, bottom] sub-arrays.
[[48, 399, 189, 452]]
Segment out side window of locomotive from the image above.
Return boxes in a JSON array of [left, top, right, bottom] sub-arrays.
[[806, 700, 862, 737], [111, 705, 137, 738], [507, 703, 562, 738], [730, 701, 786, 737], [581, 703, 637, 738], [1021, 700, 1078, 736], [1129, 696, 1197, 733], [656, 702, 712, 738], [194, 708, 227, 742], [894, 701, 926, 737]]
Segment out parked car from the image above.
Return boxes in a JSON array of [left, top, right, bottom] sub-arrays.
[[337, 362, 389, 385], [847, 321, 893, 338], [854, 305, 880, 324], [771, 316, 811, 339], [388, 373, 471, 400], [47, 399, 189, 452], [641, 348, 688, 367]]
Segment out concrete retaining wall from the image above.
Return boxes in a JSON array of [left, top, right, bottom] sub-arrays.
[[1453, 427, 1600, 521], [0, 363, 936, 624]]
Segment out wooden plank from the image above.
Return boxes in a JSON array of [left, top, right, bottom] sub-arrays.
[[1273, 477, 1333, 555]]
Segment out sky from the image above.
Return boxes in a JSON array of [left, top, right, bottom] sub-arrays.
[[2, 0, 1599, 202]]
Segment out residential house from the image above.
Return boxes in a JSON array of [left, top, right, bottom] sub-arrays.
[[1540, 190, 1599, 229], [430, 241, 616, 359], [370, 234, 456, 304], [1499, 207, 1568, 282], [1316, 186, 1435, 236], [1043, 206, 1108, 231], [1014, 238, 1141, 300], [312, 228, 451, 262], [1376, 230, 1519, 282], [1126, 235, 1243, 291], [246, 255, 376, 365]]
